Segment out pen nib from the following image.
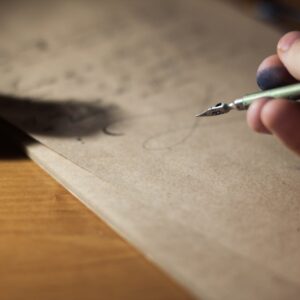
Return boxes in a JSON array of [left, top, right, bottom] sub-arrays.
[[195, 110, 210, 117], [196, 102, 232, 117]]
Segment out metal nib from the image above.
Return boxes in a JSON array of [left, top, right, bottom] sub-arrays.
[[196, 102, 232, 117]]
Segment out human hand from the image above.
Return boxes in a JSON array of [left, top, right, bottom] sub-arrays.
[[247, 31, 300, 156]]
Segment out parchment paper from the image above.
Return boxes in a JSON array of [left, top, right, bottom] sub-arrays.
[[0, 1, 300, 299]]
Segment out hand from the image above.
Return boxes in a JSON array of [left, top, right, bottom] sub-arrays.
[[247, 31, 300, 156]]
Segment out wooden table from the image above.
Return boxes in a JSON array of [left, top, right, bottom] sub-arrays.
[[0, 135, 193, 300]]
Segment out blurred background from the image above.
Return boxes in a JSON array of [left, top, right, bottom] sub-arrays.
[[227, 0, 300, 30]]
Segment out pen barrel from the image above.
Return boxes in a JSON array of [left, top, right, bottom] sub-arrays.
[[236, 83, 300, 110]]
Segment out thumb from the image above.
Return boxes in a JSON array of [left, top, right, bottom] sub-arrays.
[[277, 31, 300, 80]]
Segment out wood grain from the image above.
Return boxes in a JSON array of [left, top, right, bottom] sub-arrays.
[[0, 136, 193, 300]]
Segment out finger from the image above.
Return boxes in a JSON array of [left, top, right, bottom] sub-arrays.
[[277, 31, 300, 81], [261, 99, 300, 155], [247, 99, 271, 134], [256, 54, 297, 90]]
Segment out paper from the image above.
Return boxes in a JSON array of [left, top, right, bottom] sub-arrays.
[[0, 0, 300, 299]]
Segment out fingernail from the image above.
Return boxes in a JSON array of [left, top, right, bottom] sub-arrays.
[[277, 31, 300, 53]]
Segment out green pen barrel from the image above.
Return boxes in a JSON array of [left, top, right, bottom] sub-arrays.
[[242, 83, 300, 107]]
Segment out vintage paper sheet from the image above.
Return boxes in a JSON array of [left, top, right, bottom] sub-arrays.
[[0, 0, 300, 299]]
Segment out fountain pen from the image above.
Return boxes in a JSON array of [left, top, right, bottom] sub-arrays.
[[197, 83, 300, 117]]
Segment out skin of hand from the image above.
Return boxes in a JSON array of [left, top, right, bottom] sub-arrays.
[[247, 31, 300, 156]]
